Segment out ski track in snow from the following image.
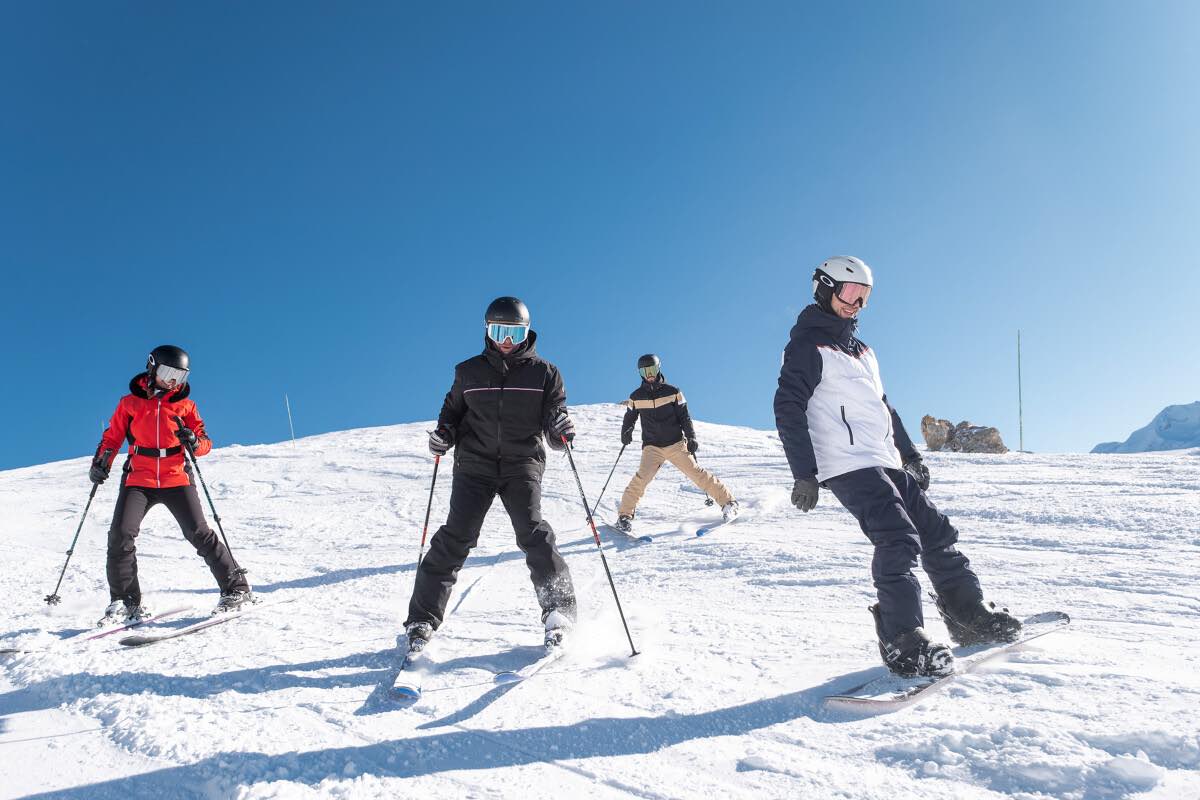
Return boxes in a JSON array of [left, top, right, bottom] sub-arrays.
[[1, 404, 1198, 799]]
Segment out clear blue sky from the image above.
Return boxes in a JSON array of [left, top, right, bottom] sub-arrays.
[[3, 1, 1198, 471]]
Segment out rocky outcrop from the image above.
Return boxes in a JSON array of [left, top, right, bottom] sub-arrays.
[[921, 416, 1009, 454]]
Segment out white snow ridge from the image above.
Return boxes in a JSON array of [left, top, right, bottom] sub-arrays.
[[1, 404, 1198, 799]]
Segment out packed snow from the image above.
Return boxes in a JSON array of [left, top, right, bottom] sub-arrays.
[[1, 404, 1198, 799]]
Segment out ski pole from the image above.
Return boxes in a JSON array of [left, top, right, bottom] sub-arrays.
[[690, 448, 715, 506], [588, 443, 626, 518], [561, 435, 640, 657], [418, 454, 441, 566], [44, 450, 111, 606], [174, 417, 246, 577]]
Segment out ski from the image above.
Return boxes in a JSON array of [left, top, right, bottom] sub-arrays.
[[695, 518, 735, 537], [494, 644, 567, 685], [595, 515, 653, 544], [83, 605, 194, 642], [1, 605, 193, 655], [388, 642, 432, 701], [117, 596, 282, 647], [826, 611, 1070, 708]]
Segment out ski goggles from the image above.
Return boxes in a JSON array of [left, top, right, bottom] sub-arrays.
[[154, 364, 189, 387], [486, 322, 530, 346], [638, 364, 660, 380], [835, 282, 871, 307]]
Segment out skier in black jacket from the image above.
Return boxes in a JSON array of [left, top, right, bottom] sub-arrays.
[[405, 297, 578, 650], [775, 256, 1020, 678], [614, 354, 737, 533]]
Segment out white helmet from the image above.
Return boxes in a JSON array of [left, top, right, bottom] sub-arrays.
[[813, 255, 874, 311]]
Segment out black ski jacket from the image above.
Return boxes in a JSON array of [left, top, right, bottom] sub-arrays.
[[438, 332, 568, 467], [621, 375, 696, 448]]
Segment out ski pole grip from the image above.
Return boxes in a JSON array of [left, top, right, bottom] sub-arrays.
[[172, 416, 194, 454]]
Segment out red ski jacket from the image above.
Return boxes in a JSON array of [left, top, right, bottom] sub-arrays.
[[95, 374, 212, 489]]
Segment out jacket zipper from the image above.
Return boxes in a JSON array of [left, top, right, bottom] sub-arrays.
[[496, 375, 506, 463], [840, 405, 855, 446], [155, 398, 162, 487]]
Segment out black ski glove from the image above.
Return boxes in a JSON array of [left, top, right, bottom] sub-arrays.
[[89, 449, 113, 485], [686, 437, 699, 455], [621, 428, 633, 446], [428, 427, 452, 457], [176, 426, 198, 450], [903, 456, 930, 491], [791, 477, 819, 512], [548, 410, 575, 444]]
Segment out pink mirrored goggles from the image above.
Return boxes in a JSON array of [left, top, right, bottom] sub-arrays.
[[835, 282, 872, 307]]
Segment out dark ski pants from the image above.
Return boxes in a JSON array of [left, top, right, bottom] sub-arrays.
[[406, 460, 577, 630], [825, 466, 982, 642], [107, 480, 248, 604]]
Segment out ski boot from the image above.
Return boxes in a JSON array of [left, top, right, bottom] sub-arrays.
[[543, 609, 572, 649], [721, 500, 740, 522], [935, 593, 1022, 646], [871, 604, 954, 678], [213, 589, 254, 615], [615, 514, 634, 533], [97, 599, 150, 627], [405, 621, 433, 654]]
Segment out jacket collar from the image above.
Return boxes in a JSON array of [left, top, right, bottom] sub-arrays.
[[482, 330, 539, 375], [795, 304, 859, 348], [129, 372, 190, 402], [640, 373, 668, 392]]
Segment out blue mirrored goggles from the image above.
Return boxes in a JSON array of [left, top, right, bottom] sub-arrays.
[[486, 322, 530, 345]]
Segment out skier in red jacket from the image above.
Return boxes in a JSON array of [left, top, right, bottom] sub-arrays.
[[90, 345, 250, 625]]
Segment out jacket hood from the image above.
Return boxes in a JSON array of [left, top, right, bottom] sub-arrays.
[[483, 330, 539, 373], [129, 372, 191, 402], [793, 304, 858, 346]]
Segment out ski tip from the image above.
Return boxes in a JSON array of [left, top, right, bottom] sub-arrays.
[[494, 671, 522, 685], [637, 535, 654, 543], [389, 686, 421, 701]]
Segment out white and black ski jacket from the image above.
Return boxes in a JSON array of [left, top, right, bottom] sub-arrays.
[[774, 305, 919, 482]]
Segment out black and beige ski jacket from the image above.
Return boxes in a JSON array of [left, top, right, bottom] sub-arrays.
[[621, 375, 696, 448]]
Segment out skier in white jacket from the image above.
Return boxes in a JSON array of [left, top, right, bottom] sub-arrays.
[[774, 256, 1021, 678]]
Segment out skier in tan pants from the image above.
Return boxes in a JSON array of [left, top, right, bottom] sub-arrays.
[[614, 354, 738, 534]]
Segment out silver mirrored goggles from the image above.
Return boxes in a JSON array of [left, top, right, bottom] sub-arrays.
[[155, 364, 190, 387], [486, 322, 530, 345]]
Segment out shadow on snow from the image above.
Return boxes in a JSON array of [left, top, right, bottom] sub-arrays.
[[18, 671, 880, 800]]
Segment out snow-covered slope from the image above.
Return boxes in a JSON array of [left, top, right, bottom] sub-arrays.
[[1092, 401, 1200, 454], [2, 405, 1198, 799]]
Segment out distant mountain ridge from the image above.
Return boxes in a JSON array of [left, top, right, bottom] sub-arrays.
[[1092, 401, 1200, 454]]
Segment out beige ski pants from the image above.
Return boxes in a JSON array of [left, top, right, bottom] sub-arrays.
[[618, 439, 734, 517]]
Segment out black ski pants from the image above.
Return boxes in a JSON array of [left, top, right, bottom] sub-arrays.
[[825, 466, 982, 642], [107, 479, 248, 604], [406, 459, 577, 629]]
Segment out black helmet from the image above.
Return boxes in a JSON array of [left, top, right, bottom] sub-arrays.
[[484, 296, 530, 326], [637, 353, 661, 380], [147, 345, 190, 387], [637, 354, 660, 370]]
